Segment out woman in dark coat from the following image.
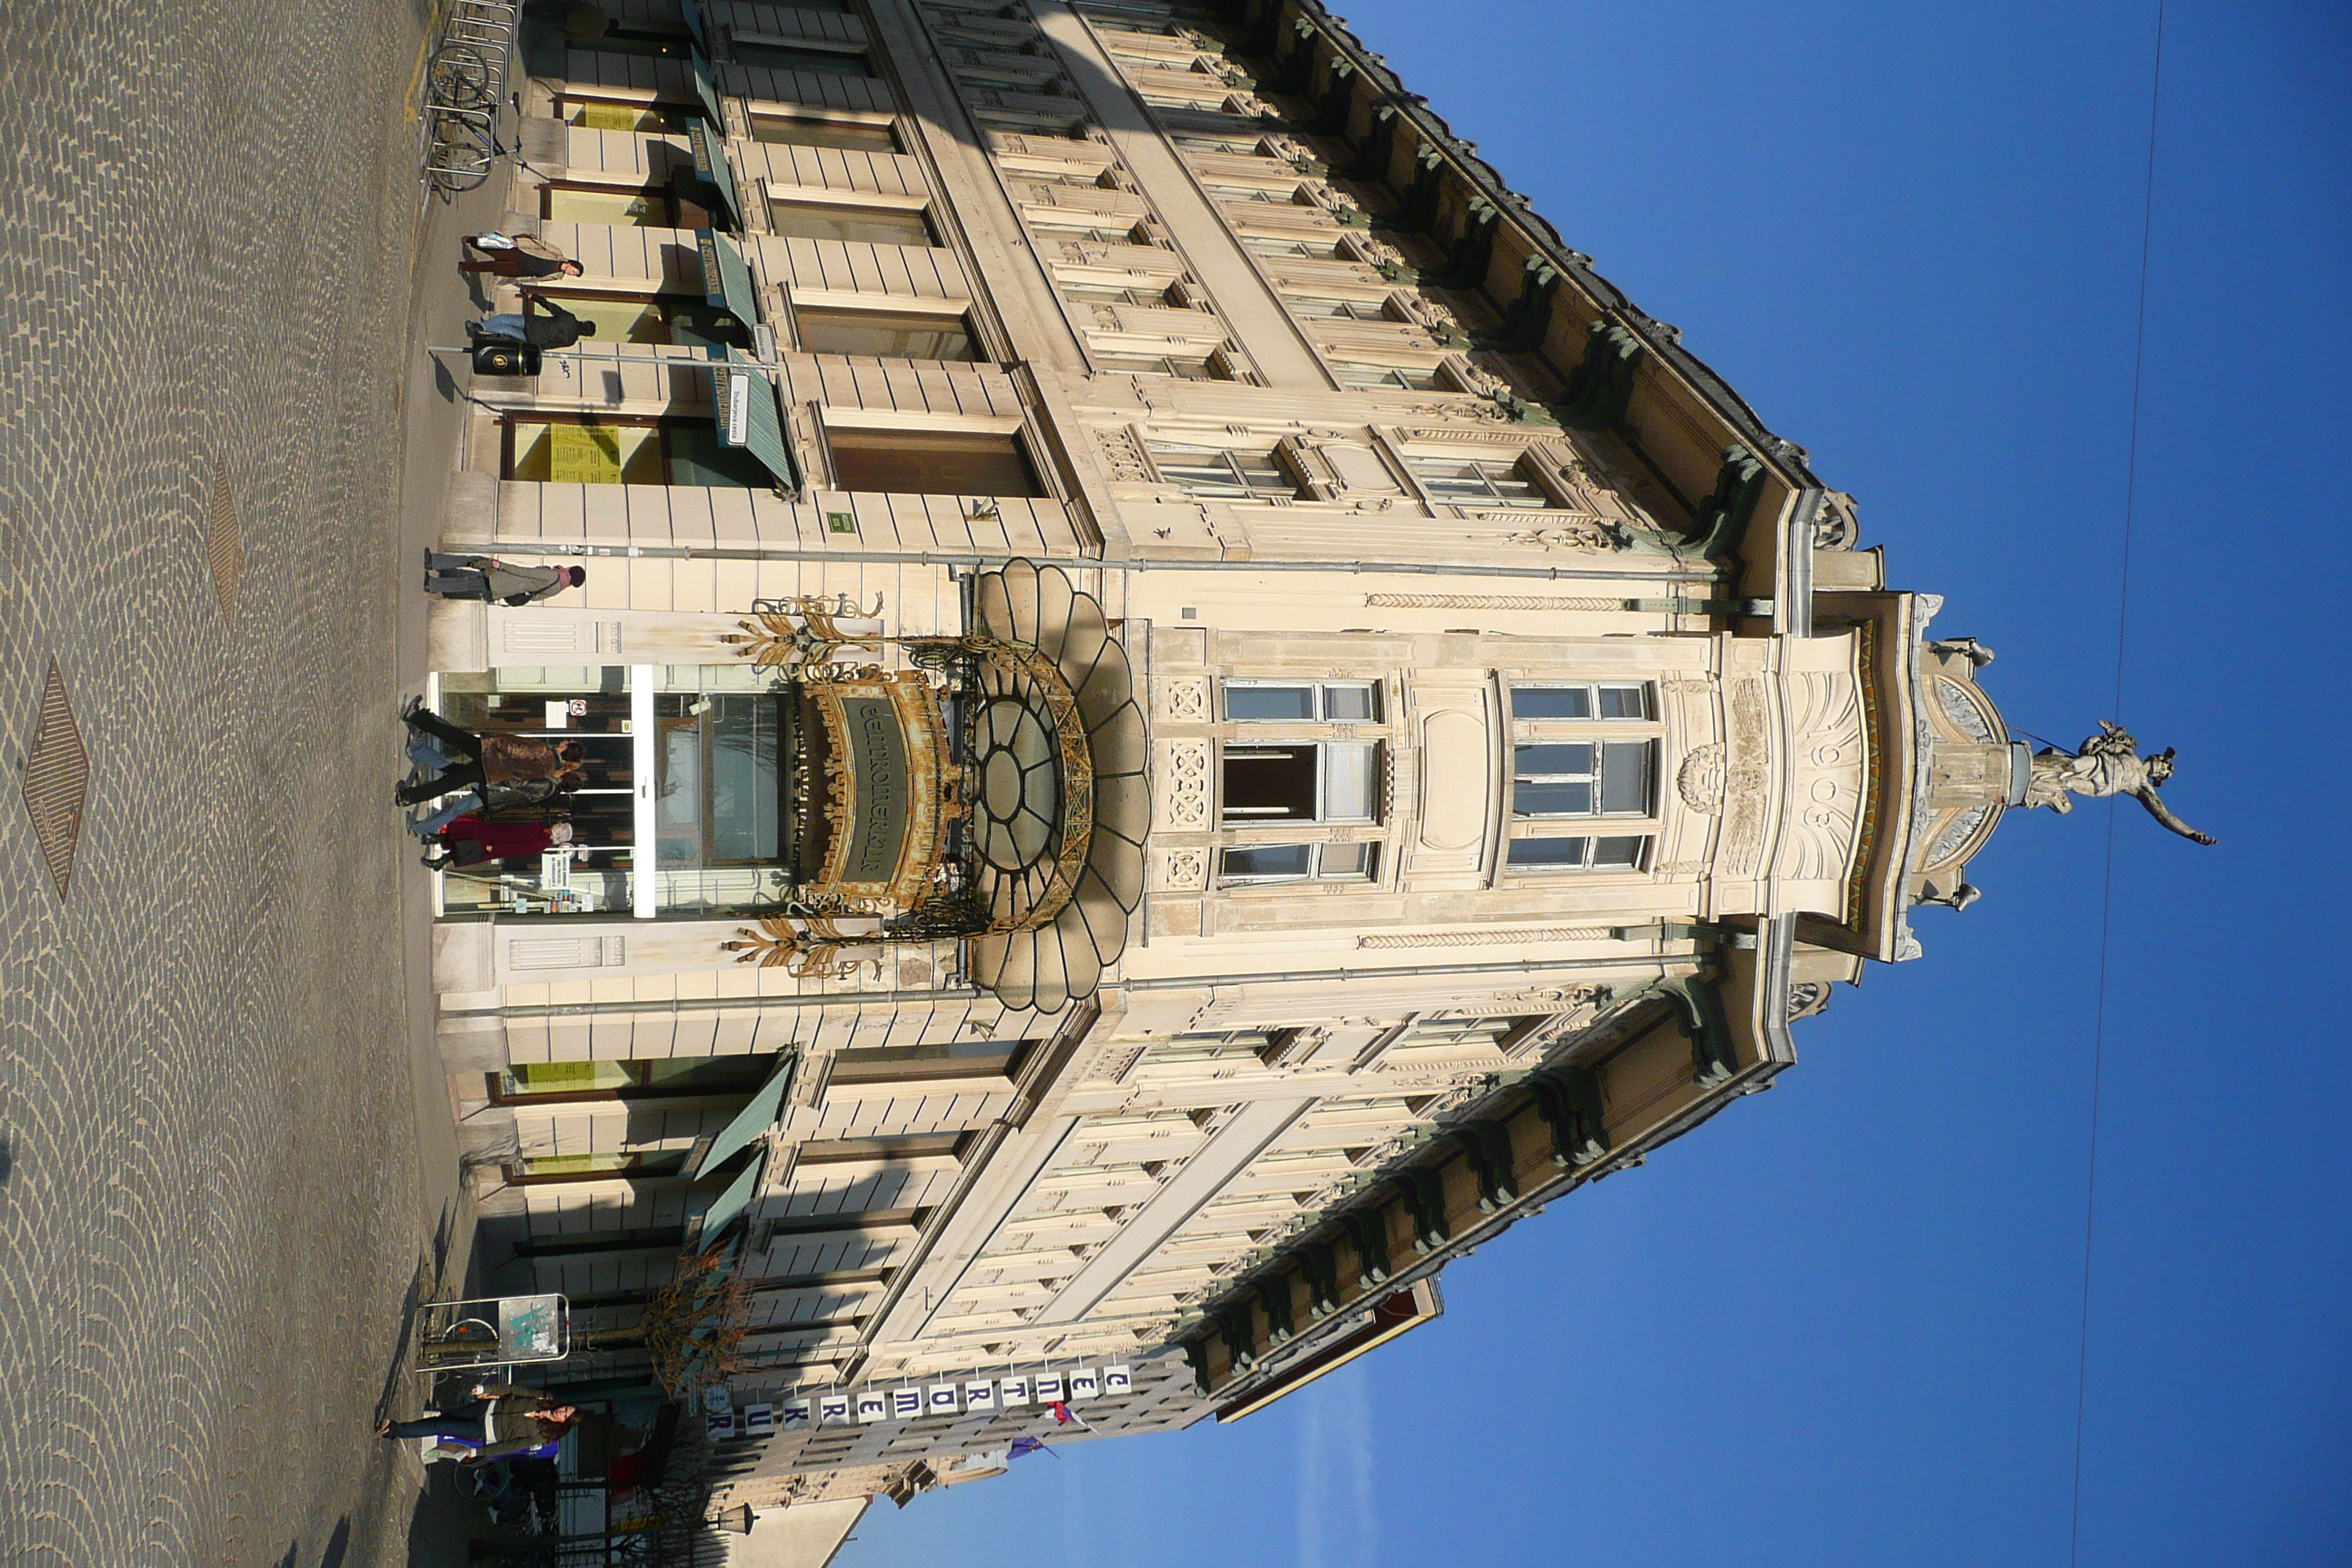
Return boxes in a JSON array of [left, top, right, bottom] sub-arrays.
[[379, 1383, 580, 1460]]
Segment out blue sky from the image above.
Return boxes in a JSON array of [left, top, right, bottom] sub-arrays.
[[841, 3, 2351, 1563]]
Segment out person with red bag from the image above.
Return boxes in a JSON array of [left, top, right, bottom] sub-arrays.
[[421, 816, 575, 873]]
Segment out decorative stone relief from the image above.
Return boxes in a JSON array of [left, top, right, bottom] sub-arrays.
[[1162, 740, 1213, 829], [1814, 491, 1861, 549], [1662, 677, 1716, 694], [1721, 679, 1772, 876], [1775, 671, 1866, 882], [1158, 847, 1208, 890], [1786, 982, 1832, 1021], [1365, 593, 1619, 611], [1676, 743, 1727, 813], [1356, 928, 1612, 948], [1161, 676, 1210, 722], [1500, 521, 1629, 552], [1096, 424, 1153, 483]]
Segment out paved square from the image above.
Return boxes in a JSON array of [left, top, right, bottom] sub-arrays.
[[0, 0, 459, 1561]]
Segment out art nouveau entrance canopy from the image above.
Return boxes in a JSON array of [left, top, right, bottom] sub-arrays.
[[720, 562, 1147, 1013]]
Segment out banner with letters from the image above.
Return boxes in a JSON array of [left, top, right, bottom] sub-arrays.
[[753, 1364, 1137, 1428]]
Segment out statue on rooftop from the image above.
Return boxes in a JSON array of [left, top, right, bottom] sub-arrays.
[[2025, 721, 2216, 845]]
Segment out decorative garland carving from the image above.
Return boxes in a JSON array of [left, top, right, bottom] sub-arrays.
[[1364, 594, 1620, 611], [1355, 928, 1612, 948]]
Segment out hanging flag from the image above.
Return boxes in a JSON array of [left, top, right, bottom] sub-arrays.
[[1047, 1401, 1093, 1431], [1009, 1436, 1055, 1460]]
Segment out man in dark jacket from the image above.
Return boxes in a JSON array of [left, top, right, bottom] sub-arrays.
[[470, 294, 598, 350], [423, 552, 585, 605]]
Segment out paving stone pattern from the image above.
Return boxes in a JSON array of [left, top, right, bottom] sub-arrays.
[[0, 0, 449, 1562]]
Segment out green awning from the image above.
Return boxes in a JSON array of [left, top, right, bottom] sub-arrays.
[[687, 115, 739, 227], [690, 47, 725, 129], [715, 350, 798, 491], [696, 229, 761, 325], [689, 1055, 793, 1178], [693, 1145, 767, 1251], [680, 0, 711, 56]]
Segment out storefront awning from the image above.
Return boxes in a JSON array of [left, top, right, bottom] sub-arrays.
[[693, 1145, 767, 1251], [696, 229, 761, 328], [690, 47, 726, 131], [690, 1057, 794, 1179], [715, 350, 797, 489], [687, 115, 739, 227]]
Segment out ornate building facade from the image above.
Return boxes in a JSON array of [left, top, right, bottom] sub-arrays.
[[425, 0, 2027, 1509]]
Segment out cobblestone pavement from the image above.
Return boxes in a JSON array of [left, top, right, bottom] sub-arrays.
[[0, 0, 465, 1562]]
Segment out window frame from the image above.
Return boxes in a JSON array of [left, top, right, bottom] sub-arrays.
[[1216, 840, 1379, 885], [766, 195, 939, 248], [1221, 679, 1380, 723], [1144, 442, 1298, 500], [538, 178, 705, 229], [791, 303, 980, 362], [1218, 739, 1381, 824], [502, 412, 769, 489], [1406, 450, 1552, 508], [747, 110, 901, 154]]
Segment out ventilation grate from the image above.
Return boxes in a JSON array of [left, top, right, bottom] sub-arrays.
[[206, 456, 243, 620], [22, 662, 90, 898]]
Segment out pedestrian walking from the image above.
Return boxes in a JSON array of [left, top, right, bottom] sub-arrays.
[[421, 816, 576, 872], [407, 770, 578, 837], [461, 233, 585, 280], [397, 701, 584, 806], [470, 293, 598, 350], [423, 551, 585, 605], [377, 1383, 581, 1460]]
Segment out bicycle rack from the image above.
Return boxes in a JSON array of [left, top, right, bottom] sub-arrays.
[[422, 0, 521, 195]]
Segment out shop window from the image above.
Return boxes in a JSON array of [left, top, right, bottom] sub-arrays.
[[796, 1132, 968, 1164], [1408, 451, 1550, 508], [490, 1055, 777, 1105], [1218, 841, 1377, 884], [795, 306, 977, 361], [769, 198, 937, 247], [1146, 443, 1297, 499], [557, 96, 690, 133], [541, 181, 709, 228], [565, 27, 690, 63], [1223, 681, 1378, 722], [531, 291, 745, 349], [505, 416, 767, 489], [655, 693, 786, 867], [1511, 740, 1654, 818], [1222, 741, 1379, 823], [1510, 682, 1652, 721], [829, 429, 1044, 497], [750, 112, 899, 152], [508, 1150, 689, 1183], [1504, 834, 1648, 872], [735, 39, 871, 75], [1333, 361, 1443, 391], [831, 1041, 1028, 1085]]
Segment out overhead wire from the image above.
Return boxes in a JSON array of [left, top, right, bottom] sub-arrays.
[[2068, 4, 2167, 1563]]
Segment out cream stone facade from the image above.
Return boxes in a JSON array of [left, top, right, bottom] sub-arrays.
[[423, 0, 2027, 1509]]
